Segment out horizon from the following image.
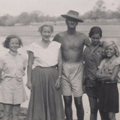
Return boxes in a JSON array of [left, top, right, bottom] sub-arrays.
[[0, 0, 119, 17]]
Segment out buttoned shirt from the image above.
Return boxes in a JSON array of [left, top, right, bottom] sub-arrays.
[[98, 56, 120, 83], [0, 52, 27, 81], [84, 43, 104, 87]]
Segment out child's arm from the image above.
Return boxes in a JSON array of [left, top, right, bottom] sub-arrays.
[[96, 65, 119, 82], [55, 48, 62, 89], [26, 51, 34, 90]]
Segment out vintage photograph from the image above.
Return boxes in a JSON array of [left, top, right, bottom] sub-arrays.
[[0, 0, 119, 120]]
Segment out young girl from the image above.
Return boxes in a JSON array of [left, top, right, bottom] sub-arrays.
[[84, 26, 104, 120], [96, 41, 120, 120], [0, 35, 27, 120], [26, 23, 64, 120]]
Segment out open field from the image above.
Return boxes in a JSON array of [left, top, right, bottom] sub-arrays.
[[0, 24, 120, 120]]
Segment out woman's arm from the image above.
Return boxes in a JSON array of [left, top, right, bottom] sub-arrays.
[[96, 65, 119, 82], [26, 51, 34, 90], [55, 48, 62, 89], [0, 58, 4, 82], [0, 69, 2, 82]]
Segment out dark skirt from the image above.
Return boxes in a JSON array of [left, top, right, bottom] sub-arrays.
[[26, 66, 64, 120], [99, 83, 119, 113]]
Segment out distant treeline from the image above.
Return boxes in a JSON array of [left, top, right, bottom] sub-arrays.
[[0, 0, 120, 26]]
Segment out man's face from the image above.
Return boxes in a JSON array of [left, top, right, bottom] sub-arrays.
[[66, 18, 78, 29]]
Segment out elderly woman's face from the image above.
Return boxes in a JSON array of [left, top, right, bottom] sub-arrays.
[[41, 26, 52, 41], [105, 45, 115, 58]]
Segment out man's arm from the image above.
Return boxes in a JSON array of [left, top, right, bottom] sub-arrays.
[[53, 34, 61, 43], [84, 34, 91, 47]]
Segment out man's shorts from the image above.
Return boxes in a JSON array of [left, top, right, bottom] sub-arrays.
[[61, 61, 84, 97]]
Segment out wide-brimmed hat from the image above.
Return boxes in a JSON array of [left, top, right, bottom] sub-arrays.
[[61, 10, 83, 22]]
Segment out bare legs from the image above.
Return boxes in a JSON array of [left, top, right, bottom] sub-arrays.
[[3, 104, 20, 120], [63, 96, 84, 120], [88, 97, 98, 120], [74, 97, 84, 120]]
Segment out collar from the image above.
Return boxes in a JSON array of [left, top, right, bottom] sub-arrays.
[[5, 52, 21, 57], [106, 55, 117, 63]]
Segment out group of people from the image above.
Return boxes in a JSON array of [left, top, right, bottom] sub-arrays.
[[0, 10, 119, 120]]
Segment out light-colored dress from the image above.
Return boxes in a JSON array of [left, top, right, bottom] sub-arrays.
[[26, 41, 64, 120], [0, 52, 27, 105]]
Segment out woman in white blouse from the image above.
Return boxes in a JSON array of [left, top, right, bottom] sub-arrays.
[[26, 23, 64, 120]]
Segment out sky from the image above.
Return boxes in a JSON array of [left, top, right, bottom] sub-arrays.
[[0, 0, 120, 16]]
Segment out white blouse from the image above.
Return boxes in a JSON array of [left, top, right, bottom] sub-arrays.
[[27, 41, 61, 68]]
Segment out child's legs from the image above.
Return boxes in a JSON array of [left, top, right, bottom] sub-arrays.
[[3, 104, 12, 120], [99, 110, 109, 120], [108, 112, 116, 120], [12, 104, 20, 120], [88, 96, 98, 120]]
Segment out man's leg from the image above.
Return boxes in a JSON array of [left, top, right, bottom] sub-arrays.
[[63, 96, 73, 120], [74, 96, 84, 120]]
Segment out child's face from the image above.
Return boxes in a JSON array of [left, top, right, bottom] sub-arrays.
[[9, 38, 20, 52], [91, 33, 101, 46], [41, 26, 52, 41], [105, 45, 115, 58]]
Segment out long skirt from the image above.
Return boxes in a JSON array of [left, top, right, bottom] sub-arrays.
[[99, 83, 119, 113], [26, 66, 64, 120]]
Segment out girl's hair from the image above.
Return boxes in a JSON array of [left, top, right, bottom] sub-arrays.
[[38, 23, 54, 33], [89, 26, 102, 38], [103, 41, 119, 57], [3, 35, 23, 49]]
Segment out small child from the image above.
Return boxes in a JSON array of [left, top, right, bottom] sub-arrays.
[[96, 41, 120, 120], [0, 35, 27, 120], [84, 26, 104, 120]]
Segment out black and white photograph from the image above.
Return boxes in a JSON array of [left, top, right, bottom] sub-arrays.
[[0, 0, 119, 120]]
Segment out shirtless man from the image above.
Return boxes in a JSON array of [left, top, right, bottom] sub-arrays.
[[53, 10, 90, 120]]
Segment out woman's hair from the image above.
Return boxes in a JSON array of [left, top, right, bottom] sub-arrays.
[[3, 35, 23, 49], [89, 26, 102, 38], [38, 23, 54, 33], [103, 41, 119, 57]]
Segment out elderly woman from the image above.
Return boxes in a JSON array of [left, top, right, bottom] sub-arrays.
[[96, 41, 120, 120], [26, 23, 64, 120]]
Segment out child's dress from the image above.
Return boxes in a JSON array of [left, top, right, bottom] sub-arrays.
[[0, 52, 27, 104], [98, 56, 120, 113]]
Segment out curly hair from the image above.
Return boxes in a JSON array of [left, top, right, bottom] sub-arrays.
[[89, 26, 102, 38], [3, 35, 23, 49]]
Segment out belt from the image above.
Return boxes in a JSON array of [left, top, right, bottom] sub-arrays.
[[101, 81, 116, 84]]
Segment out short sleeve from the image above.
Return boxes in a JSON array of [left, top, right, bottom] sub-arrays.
[[27, 43, 35, 53], [52, 41, 61, 49], [109, 58, 120, 70], [0, 56, 4, 69], [22, 55, 28, 68]]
